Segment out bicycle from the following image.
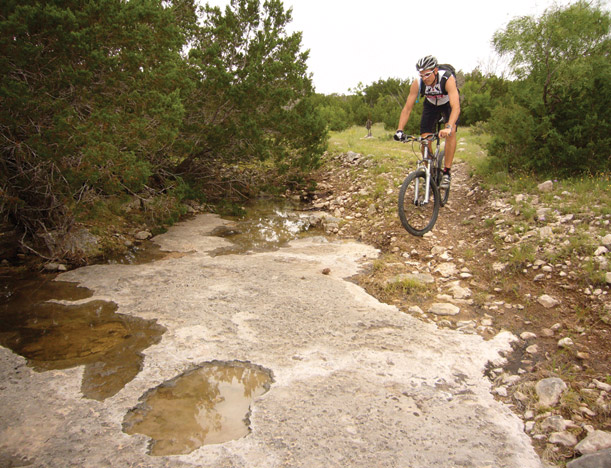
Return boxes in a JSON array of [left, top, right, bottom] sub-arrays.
[[396, 118, 450, 236]]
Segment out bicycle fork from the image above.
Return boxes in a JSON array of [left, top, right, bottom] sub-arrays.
[[413, 162, 431, 206]]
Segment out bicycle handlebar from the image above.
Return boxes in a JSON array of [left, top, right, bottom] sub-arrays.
[[399, 133, 438, 143]]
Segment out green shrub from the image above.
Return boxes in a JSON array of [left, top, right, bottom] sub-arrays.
[[490, 1, 611, 176]]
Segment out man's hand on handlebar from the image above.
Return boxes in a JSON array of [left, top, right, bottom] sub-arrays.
[[439, 126, 452, 138], [394, 133, 436, 143]]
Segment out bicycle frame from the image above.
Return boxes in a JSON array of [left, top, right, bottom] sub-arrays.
[[404, 134, 441, 206]]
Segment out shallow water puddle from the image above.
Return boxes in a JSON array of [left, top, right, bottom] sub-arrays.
[[0, 271, 166, 400], [107, 241, 187, 265], [211, 200, 315, 255], [123, 361, 273, 455]]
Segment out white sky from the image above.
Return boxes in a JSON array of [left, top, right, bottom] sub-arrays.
[[202, 0, 601, 95]]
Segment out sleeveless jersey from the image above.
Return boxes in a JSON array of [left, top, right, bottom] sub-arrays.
[[424, 69, 452, 106]]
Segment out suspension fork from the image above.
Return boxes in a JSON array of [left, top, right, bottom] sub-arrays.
[[414, 145, 432, 205], [424, 158, 431, 203]]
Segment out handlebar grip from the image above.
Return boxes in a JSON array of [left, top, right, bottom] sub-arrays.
[[399, 133, 439, 142]]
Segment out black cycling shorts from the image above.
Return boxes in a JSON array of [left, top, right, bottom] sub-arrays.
[[420, 100, 459, 134]]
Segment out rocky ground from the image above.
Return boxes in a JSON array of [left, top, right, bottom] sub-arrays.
[[1, 135, 609, 467], [1, 214, 549, 468], [302, 145, 611, 467]]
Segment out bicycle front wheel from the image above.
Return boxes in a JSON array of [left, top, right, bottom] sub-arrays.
[[398, 169, 440, 236]]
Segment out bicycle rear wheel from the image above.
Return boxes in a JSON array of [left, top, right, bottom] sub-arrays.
[[398, 169, 440, 236], [436, 150, 450, 207]]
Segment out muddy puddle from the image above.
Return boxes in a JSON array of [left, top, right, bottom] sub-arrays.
[[0, 269, 165, 400], [123, 361, 273, 455]]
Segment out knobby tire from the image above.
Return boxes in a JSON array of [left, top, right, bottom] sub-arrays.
[[398, 169, 440, 236]]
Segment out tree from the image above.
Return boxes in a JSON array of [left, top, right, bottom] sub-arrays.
[[361, 78, 413, 131], [179, 0, 326, 174], [489, 1, 610, 175], [312, 78, 417, 133], [0, 0, 327, 259], [1, 0, 188, 248]]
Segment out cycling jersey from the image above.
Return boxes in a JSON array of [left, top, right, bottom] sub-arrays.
[[423, 69, 453, 106]]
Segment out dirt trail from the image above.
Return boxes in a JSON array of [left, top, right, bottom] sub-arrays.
[[311, 145, 610, 466], [315, 148, 610, 376], [0, 212, 545, 467]]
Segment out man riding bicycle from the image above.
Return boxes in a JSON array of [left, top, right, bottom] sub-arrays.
[[394, 55, 460, 189]]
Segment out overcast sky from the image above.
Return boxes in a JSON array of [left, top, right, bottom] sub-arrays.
[[203, 0, 599, 95]]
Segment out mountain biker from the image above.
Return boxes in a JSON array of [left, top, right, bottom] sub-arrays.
[[394, 55, 460, 189]]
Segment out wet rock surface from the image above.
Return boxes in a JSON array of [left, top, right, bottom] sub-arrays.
[[0, 214, 544, 467]]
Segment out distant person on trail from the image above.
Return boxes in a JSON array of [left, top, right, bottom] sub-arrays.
[[366, 118, 372, 137], [394, 55, 460, 190]]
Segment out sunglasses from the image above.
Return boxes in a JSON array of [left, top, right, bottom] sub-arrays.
[[419, 71, 435, 79]]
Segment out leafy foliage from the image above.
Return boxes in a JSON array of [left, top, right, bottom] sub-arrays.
[[458, 70, 510, 126], [1, 0, 190, 240], [490, 1, 611, 175], [180, 0, 326, 172], [312, 77, 419, 134], [0, 0, 326, 256]]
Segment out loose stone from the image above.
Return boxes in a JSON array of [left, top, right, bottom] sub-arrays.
[[502, 374, 521, 385], [558, 337, 575, 348], [44, 262, 68, 272], [448, 281, 472, 299], [575, 430, 611, 455], [541, 415, 569, 432], [538, 180, 554, 192], [550, 431, 578, 447], [526, 344, 539, 355], [494, 386, 508, 397], [434, 263, 459, 277], [408, 305, 424, 315], [578, 406, 597, 418], [539, 226, 554, 238], [535, 377, 567, 407], [567, 449, 611, 468], [524, 421, 535, 433], [428, 303, 460, 316], [513, 391, 529, 405], [135, 230, 152, 240], [593, 380, 611, 392], [538, 294, 560, 308]]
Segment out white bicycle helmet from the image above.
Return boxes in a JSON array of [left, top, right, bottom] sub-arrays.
[[416, 55, 438, 71]]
